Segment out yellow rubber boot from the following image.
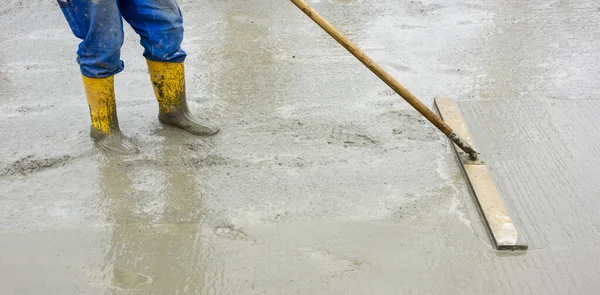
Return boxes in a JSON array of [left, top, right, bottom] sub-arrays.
[[146, 60, 220, 136], [82, 75, 139, 154]]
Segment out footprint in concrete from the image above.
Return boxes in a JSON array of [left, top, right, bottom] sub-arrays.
[[112, 268, 153, 290], [295, 247, 363, 273], [213, 222, 254, 243], [378, 110, 439, 142], [327, 125, 379, 148]]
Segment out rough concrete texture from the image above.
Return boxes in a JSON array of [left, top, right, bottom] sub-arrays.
[[1, 0, 600, 294]]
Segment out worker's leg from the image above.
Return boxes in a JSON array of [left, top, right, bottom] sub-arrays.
[[119, 0, 220, 136], [59, 0, 125, 77], [58, 0, 139, 154]]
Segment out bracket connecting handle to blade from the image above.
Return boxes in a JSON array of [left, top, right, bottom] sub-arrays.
[[289, 0, 479, 159]]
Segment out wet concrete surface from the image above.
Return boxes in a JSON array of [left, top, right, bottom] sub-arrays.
[[1, 0, 600, 294]]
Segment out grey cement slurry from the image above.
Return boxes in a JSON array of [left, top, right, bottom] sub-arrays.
[[1, 0, 599, 294]]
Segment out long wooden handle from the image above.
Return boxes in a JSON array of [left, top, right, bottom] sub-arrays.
[[289, 0, 479, 159]]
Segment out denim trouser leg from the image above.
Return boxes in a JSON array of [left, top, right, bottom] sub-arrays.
[[58, 0, 186, 78]]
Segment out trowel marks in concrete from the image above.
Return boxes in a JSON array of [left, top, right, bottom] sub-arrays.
[[460, 98, 600, 250], [2, 0, 600, 294]]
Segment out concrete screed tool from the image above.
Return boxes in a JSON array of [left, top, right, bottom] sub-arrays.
[[290, 0, 527, 250]]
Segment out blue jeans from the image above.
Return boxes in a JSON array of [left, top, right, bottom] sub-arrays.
[[58, 0, 187, 78]]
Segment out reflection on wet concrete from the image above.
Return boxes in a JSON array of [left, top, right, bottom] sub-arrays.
[[97, 141, 222, 294], [216, 7, 291, 112], [1, 0, 600, 294]]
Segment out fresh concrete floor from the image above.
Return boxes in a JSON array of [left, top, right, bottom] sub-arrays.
[[1, 0, 600, 294]]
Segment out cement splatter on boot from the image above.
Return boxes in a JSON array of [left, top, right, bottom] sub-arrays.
[[147, 60, 220, 136], [82, 75, 140, 154]]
